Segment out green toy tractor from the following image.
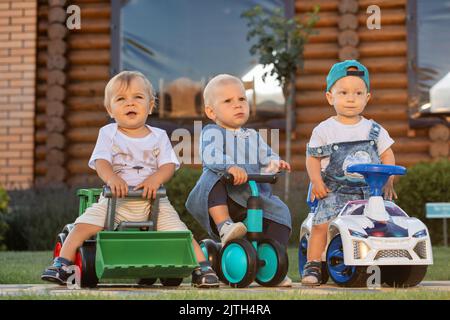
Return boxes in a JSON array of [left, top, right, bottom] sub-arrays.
[[52, 186, 198, 288]]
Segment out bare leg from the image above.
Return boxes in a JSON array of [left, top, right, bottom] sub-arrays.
[[209, 205, 230, 225], [307, 222, 329, 261], [301, 222, 329, 285], [191, 239, 220, 287], [192, 240, 207, 263], [59, 223, 103, 262]]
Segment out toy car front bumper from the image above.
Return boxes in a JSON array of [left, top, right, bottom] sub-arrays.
[[342, 235, 433, 266]]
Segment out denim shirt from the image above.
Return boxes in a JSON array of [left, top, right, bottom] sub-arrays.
[[185, 124, 292, 238]]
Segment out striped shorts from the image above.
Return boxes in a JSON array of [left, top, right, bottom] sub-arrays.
[[74, 195, 188, 231]]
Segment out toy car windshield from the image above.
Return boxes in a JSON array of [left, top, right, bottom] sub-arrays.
[[341, 200, 408, 217]]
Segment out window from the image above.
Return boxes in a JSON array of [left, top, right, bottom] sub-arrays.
[[341, 201, 366, 216], [408, 0, 450, 124], [111, 0, 288, 126]]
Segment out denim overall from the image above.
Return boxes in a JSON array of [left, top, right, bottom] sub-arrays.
[[186, 124, 292, 239], [307, 121, 382, 225]]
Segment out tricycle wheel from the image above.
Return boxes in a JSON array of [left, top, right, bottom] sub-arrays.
[[381, 265, 428, 288], [220, 239, 257, 288], [200, 239, 227, 284], [76, 244, 98, 288], [160, 278, 183, 287], [137, 278, 157, 286], [255, 239, 288, 286]]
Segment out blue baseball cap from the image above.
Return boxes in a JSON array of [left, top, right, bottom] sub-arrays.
[[326, 60, 370, 92]]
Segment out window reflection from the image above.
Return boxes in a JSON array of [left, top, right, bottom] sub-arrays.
[[118, 0, 285, 120], [410, 0, 450, 116]]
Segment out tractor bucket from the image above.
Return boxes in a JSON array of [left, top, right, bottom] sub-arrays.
[[95, 231, 198, 279]]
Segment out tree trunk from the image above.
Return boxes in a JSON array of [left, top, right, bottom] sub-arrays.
[[284, 75, 296, 202]]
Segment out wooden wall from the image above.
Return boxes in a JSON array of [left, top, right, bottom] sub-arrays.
[[34, 0, 447, 185], [36, 0, 109, 185]]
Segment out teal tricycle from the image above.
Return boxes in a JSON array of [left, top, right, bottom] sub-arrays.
[[200, 172, 288, 288]]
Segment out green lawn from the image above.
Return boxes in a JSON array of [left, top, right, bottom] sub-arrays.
[[0, 247, 449, 300], [1, 247, 449, 284]]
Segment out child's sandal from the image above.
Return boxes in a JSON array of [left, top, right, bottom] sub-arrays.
[[301, 261, 322, 286]]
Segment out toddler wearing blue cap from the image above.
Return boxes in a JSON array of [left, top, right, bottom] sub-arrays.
[[301, 60, 397, 286]]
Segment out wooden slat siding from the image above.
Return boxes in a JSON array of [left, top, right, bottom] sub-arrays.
[[35, 0, 110, 183], [293, 0, 431, 170], [34, 0, 47, 180], [64, 0, 110, 185]]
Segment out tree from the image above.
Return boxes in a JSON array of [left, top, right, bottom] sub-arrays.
[[242, 4, 319, 201]]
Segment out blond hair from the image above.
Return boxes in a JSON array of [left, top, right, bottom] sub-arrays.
[[203, 74, 244, 106], [104, 70, 155, 110]]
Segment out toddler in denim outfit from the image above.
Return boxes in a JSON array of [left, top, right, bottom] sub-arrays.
[[302, 60, 397, 286], [186, 74, 293, 286]]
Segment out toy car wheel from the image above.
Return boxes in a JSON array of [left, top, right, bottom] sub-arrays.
[[326, 235, 369, 287], [298, 235, 308, 276], [76, 243, 99, 288], [137, 278, 157, 286], [255, 239, 288, 287], [298, 235, 329, 284], [220, 238, 257, 288], [160, 278, 183, 287], [53, 233, 67, 259], [381, 265, 428, 288]]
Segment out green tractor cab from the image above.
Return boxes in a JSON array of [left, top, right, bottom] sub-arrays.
[[53, 187, 198, 288]]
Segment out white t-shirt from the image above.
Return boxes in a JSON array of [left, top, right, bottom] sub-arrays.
[[89, 123, 180, 186], [308, 117, 394, 170]]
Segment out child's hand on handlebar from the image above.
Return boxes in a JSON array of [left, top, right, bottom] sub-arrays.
[[107, 174, 128, 198], [134, 175, 162, 199], [383, 176, 398, 200], [227, 166, 248, 185]]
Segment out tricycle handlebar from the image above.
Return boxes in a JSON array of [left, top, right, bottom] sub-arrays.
[[219, 172, 279, 184], [102, 186, 167, 198]]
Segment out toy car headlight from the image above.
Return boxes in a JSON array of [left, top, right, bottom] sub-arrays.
[[413, 229, 427, 238], [358, 242, 370, 259], [353, 240, 370, 259], [349, 229, 368, 238]]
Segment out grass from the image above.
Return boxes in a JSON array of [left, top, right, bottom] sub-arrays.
[[0, 247, 449, 299], [1, 291, 450, 300], [0, 247, 449, 284]]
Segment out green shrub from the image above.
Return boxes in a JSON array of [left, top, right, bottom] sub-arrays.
[[5, 187, 79, 251], [0, 187, 10, 251], [395, 159, 450, 245]]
